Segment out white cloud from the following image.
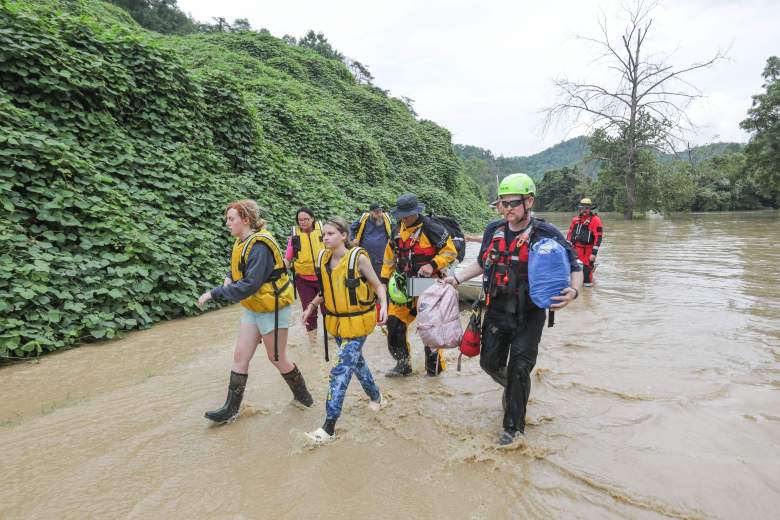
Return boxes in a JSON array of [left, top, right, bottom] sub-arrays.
[[176, 0, 778, 156]]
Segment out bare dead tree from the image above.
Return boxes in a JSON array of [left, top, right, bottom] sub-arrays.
[[544, 0, 725, 219]]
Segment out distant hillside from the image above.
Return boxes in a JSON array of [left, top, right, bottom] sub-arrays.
[[657, 142, 746, 163], [455, 137, 594, 181], [455, 137, 746, 200]]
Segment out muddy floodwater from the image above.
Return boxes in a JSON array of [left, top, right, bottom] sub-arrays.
[[2, 211, 779, 519]]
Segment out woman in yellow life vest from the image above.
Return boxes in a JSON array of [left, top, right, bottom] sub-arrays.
[[284, 207, 325, 348], [300, 217, 388, 444], [197, 200, 313, 424]]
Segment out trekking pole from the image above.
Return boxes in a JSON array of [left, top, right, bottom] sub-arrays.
[[323, 328, 329, 362]]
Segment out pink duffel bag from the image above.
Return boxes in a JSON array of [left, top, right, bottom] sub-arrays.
[[416, 282, 463, 349]]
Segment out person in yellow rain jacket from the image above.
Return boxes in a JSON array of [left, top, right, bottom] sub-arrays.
[[380, 194, 458, 377]]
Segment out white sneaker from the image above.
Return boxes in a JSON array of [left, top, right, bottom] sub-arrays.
[[368, 393, 383, 412], [584, 282, 593, 288], [304, 427, 334, 444]]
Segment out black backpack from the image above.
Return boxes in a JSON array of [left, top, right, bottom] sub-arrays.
[[424, 214, 466, 263]]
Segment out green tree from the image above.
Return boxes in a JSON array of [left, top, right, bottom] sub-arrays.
[[651, 162, 696, 212], [588, 125, 665, 214], [231, 18, 251, 32], [740, 56, 780, 206], [297, 30, 344, 61], [535, 167, 592, 211], [347, 59, 374, 85], [107, 0, 196, 34]]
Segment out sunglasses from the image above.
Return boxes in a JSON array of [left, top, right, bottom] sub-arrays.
[[499, 199, 526, 209]]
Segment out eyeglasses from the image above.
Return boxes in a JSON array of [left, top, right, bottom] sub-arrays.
[[499, 199, 525, 209]]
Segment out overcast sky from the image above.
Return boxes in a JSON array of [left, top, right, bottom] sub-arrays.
[[177, 0, 778, 157]]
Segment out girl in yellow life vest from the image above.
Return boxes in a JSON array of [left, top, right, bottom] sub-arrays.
[[300, 217, 388, 444], [197, 200, 313, 424], [284, 207, 325, 348]]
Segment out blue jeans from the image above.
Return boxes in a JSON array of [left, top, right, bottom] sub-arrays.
[[326, 336, 381, 420]]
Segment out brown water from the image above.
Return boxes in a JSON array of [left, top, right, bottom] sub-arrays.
[[2, 211, 779, 519]]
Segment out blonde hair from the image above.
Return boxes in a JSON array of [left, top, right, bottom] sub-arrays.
[[324, 216, 352, 248], [224, 199, 266, 230]]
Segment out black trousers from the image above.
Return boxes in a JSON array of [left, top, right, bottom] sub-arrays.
[[479, 306, 546, 433]]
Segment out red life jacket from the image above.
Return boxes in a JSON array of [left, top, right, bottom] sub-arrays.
[[394, 226, 437, 275], [481, 223, 533, 314]]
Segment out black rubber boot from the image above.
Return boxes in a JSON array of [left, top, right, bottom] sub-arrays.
[[498, 429, 524, 446], [424, 346, 445, 377], [281, 364, 314, 407], [385, 358, 412, 377], [205, 371, 247, 424]]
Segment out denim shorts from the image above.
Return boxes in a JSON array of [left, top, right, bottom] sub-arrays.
[[240, 304, 292, 335]]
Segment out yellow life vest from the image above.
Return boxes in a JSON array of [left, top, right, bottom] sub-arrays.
[[230, 231, 294, 313], [354, 212, 392, 245], [291, 221, 324, 276], [315, 247, 377, 339]]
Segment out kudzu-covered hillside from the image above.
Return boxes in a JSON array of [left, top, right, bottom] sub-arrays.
[[0, 0, 490, 357]]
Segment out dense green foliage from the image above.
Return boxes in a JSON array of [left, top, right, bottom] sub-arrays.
[[106, 0, 255, 34], [740, 56, 780, 206], [587, 130, 768, 214], [107, 0, 196, 34], [284, 30, 344, 61], [0, 0, 490, 358], [534, 167, 592, 211]]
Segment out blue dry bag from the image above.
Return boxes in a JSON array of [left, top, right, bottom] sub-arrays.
[[529, 238, 571, 309]]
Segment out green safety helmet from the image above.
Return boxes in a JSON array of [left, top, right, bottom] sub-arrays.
[[388, 272, 411, 304], [498, 173, 536, 197]]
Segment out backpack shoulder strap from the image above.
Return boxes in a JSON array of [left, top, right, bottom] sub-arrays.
[[421, 215, 449, 248]]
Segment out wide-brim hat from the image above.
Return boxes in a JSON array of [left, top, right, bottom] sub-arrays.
[[392, 193, 425, 219]]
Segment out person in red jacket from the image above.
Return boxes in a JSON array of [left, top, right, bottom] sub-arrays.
[[567, 198, 603, 287]]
